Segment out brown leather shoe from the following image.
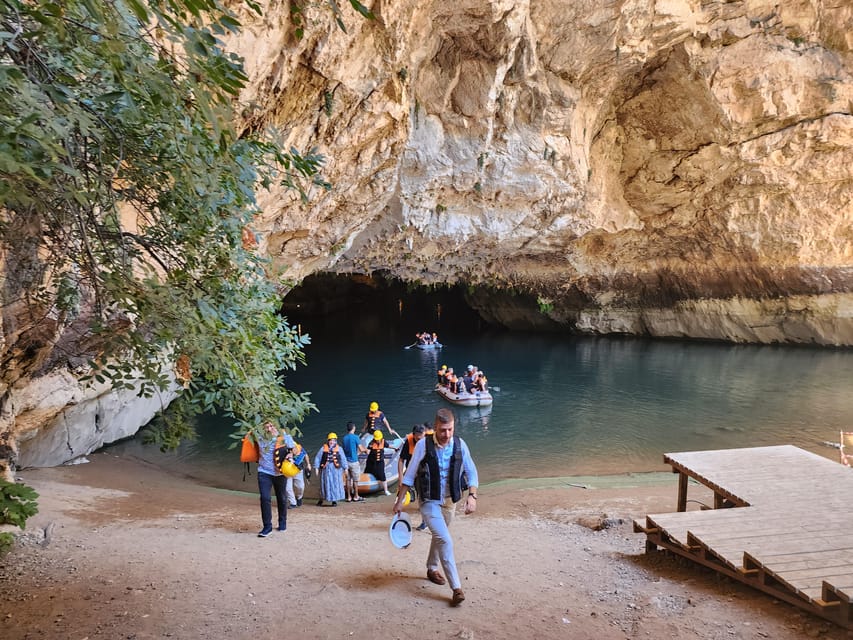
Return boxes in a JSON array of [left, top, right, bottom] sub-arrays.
[[426, 569, 446, 585], [451, 588, 465, 606]]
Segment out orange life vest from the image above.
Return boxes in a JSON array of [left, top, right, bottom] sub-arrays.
[[368, 439, 385, 464], [406, 433, 417, 455], [240, 435, 259, 463], [366, 410, 383, 431], [320, 443, 342, 469]]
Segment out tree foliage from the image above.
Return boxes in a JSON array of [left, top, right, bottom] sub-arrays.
[[0, 480, 38, 555], [0, 0, 332, 447]]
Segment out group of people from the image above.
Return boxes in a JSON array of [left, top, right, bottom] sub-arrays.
[[248, 405, 479, 607], [436, 364, 488, 394], [250, 401, 402, 519], [415, 331, 439, 345]]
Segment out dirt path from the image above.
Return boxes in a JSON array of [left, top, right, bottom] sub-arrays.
[[0, 452, 845, 639]]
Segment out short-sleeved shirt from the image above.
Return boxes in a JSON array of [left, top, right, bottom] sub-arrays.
[[341, 432, 361, 463]]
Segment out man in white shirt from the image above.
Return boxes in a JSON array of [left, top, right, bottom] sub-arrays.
[[393, 407, 479, 607]]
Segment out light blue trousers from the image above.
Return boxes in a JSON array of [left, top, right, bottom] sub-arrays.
[[421, 497, 460, 589]]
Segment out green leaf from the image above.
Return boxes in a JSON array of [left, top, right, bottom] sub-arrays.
[[125, 0, 149, 23], [348, 0, 375, 20]]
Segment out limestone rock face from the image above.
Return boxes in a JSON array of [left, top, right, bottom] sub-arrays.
[[232, 0, 853, 345], [6, 370, 176, 471]]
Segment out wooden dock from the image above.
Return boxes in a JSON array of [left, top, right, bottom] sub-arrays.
[[634, 445, 853, 629]]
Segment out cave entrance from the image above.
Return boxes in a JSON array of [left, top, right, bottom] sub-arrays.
[[281, 272, 492, 342]]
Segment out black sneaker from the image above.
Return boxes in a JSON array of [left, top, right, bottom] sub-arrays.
[[416, 522, 428, 531], [277, 525, 287, 532], [258, 527, 273, 537], [316, 500, 324, 506], [296, 498, 303, 507]]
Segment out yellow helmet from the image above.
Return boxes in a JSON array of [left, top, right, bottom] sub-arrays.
[[279, 460, 300, 478], [369, 401, 379, 411], [327, 432, 338, 440], [373, 430, 383, 441]]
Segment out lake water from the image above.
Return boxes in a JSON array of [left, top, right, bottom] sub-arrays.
[[107, 291, 853, 491]]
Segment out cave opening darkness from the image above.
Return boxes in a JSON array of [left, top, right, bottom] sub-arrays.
[[280, 272, 493, 341]]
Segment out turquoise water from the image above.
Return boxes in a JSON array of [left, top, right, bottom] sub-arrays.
[[109, 315, 853, 491]]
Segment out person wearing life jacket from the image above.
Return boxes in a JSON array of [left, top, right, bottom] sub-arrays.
[[362, 401, 399, 439], [436, 365, 448, 386], [398, 423, 429, 531], [255, 421, 289, 537], [313, 433, 346, 506], [472, 371, 487, 392], [365, 429, 392, 495], [397, 423, 427, 482], [283, 434, 312, 509], [393, 408, 479, 608], [443, 368, 455, 389]]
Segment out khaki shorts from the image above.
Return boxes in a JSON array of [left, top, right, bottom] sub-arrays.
[[347, 460, 361, 479]]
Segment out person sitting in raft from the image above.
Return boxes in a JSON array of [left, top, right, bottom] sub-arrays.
[[462, 365, 475, 393], [472, 371, 487, 392], [313, 433, 346, 507], [365, 430, 393, 495], [447, 372, 465, 394], [437, 365, 448, 385], [443, 368, 455, 389]]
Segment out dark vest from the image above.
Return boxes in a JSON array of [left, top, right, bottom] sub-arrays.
[[417, 436, 468, 504]]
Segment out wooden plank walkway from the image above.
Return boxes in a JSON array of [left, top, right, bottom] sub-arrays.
[[634, 445, 853, 629]]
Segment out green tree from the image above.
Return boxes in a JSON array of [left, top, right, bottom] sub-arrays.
[[0, 0, 331, 451]]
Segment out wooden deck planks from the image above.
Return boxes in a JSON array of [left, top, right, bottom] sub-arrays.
[[638, 445, 853, 629]]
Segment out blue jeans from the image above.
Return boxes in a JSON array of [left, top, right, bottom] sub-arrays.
[[258, 471, 287, 530], [421, 497, 460, 589]]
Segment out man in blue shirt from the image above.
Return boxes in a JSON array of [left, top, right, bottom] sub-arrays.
[[341, 421, 367, 502], [393, 408, 479, 607], [256, 421, 288, 537]]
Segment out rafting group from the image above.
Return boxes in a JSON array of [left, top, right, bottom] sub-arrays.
[[405, 331, 443, 349], [434, 364, 493, 407]]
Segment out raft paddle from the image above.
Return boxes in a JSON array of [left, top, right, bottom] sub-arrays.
[[403, 342, 418, 349]]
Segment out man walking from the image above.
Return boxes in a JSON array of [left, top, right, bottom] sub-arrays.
[[392, 408, 479, 607]]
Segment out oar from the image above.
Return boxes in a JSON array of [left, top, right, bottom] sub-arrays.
[[403, 341, 418, 349]]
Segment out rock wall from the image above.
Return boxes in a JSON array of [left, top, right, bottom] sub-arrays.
[[5, 370, 176, 472], [230, 0, 853, 345]]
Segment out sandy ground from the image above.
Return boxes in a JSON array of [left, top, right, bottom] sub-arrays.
[[0, 452, 849, 640]]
